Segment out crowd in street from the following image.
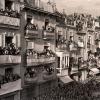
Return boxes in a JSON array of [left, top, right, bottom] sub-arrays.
[[32, 80, 100, 100]]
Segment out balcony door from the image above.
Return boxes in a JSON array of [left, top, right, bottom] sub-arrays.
[[5, 36, 13, 46], [5, 67, 13, 76], [5, 0, 13, 10]]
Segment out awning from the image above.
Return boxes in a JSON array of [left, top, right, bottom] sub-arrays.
[[59, 76, 73, 84], [90, 68, 100, 75]]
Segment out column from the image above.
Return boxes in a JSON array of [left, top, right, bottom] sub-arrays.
[[2, 33, 5, 47], [12, 35, 16, 47], [16, 34, 21, 48], [0, 34, 2, 47], [20, 11, 27, 88]]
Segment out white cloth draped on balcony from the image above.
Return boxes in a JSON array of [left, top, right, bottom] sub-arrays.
[[69, 43, 77, 51], [0, 55, 21, 64], [59, 76, 73, 84], [78, 41, 84, 48], [90, 68, 100, 75]]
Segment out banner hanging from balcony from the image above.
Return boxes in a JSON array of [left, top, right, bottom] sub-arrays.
[[78, 41, 84, 48]]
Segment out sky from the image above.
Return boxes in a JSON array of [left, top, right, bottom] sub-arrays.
[[42, 0, 100, 16]]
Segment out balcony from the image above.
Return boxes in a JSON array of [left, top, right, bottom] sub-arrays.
[[77, 29, 86, 35], [0, 44, 21, 65], [43, 26, 55, 40], [0, 55, 21, 65], [66, 22, 76, 29], [0, 79, 21, 96], [69, 42, 77, 52], [24, 0, 54, 14], [0, 10, 20, 28], [43, 70, 56, 81], [27, 56, 55, 66], [25, 76, 38, 84], [25, 23, 40, 39], [87, 21, 95, 32]]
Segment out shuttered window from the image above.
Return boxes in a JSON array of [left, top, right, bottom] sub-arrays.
[[0, 0, 5, 10]]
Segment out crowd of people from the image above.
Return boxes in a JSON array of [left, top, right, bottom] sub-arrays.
[[0, 8, 20, 18], [66, 13, 94, 31], [0, 73, 20, 88], [31, 80, 100, 100], [27, 48, 55, 58], [25, 23, 38, 31], [0, 43, 21, 55]]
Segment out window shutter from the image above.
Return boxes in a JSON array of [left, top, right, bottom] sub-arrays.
[[2, 33, 5, 47], [16, 34, 21, 48], [0, 0, 5, 10], [0, 35, 2, 47]]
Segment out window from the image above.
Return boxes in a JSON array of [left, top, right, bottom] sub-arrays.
[[70, 36, 73, 42], [5, 68, 13, 76], [5, 36, 13, 46], [44, 19, 49, 30], [57, 57, 60, 68], [5, 0, 13, 10]]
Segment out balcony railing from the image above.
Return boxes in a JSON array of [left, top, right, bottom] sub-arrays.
[[0, 44, 21, 64], [25, 76, 38, 84], [0, 9, 20, 27], [43, 26, 55, 40], [0, 55, 21, 64], [25, 23, 40, 39], [25, 0, 54, 14], [0, 79, 21, 96], [43, 71, 56, 81], [27, 57, 55, 66]]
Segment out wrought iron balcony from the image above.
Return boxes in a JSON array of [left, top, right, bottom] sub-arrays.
[[0, 79, 21, 96], [0, 55, 21, 65], [27, 56, 55, 66], [25, 24, 42, 39], [43, 26, 55, 40], [25, 76, 38, 84], [43, 71, 56, 81], [77, 29, 86, 35], [0, 44, 21, 65], [0, 10, 20, 27]]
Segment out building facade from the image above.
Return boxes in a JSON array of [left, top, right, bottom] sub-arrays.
[[0, 0, 22, 100]]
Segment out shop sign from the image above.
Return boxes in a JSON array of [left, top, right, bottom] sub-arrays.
[[0, 15, 20, 26]]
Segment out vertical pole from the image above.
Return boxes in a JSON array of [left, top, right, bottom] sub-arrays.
[[20, 10, 27, 88]]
